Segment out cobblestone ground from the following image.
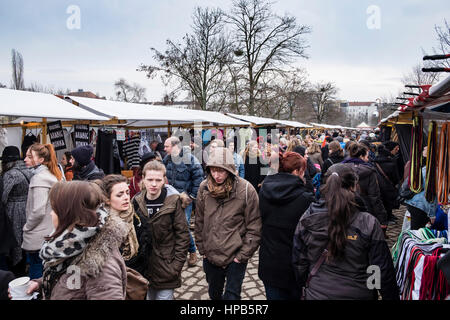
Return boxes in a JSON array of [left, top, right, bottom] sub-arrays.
[[174, 205, 407, 300]]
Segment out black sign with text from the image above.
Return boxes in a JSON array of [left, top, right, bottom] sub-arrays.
[[47, 120, 66, 150], [74, 124, 90, 147]]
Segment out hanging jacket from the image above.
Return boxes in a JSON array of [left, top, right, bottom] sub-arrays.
[[258, 173, 314, 289], [292, 200, 399, 300]]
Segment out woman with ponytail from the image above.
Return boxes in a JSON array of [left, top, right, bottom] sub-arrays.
[[258, 152, 314, 300], [22, 143, 62, 279], [292, 164, 399, 300]]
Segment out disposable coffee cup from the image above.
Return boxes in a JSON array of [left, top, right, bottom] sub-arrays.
[[8, 277, 32, 300]]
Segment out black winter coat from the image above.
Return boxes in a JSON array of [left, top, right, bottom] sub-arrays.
[[342, 159, 387, 225], [244, 154, 266, 193], [0, 180, 18, 255], [372, 154, 400, 211], [258, 173, 314, 290], [321, 153, 345, 176], [292, 200, 399, 300]]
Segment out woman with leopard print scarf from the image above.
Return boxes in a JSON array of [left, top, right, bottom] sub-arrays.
[[24, 181, 128, 300]]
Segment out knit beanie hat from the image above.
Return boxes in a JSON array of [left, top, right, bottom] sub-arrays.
[[140, 151, 157, 168], [71, 145, 93, 166], [1, 146, 20, 163], [293, 146, 306, 157]]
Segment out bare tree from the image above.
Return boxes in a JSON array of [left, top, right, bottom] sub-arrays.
[[114, 78, 147, 102], [226, 0, 311, 115], [11, 49, 25, 90], [139, 7, 232, 110], [402, 63, 440, 87], [310, 82, 338, 123], [427, 19, 450, 68]]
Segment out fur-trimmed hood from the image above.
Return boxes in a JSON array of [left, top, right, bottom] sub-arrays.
[[73, 209, 129, 277]]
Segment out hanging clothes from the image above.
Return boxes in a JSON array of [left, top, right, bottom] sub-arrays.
[[392, 228, 449, 300], [94, 129, 120, 175], [21, 132, 37, 157], [437, 122, 450, 205], [123, 132, 141, 169], [425, 121, 438, 202], [410, 115, 423, 193]]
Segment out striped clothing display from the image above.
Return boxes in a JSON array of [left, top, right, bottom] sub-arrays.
[[123, 134, 141, 169]]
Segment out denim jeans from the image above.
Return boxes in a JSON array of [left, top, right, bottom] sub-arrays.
[[203, 258, 247, 300], [263, 282, 301, 300], [146, 287, 174, 300], [26, 251, 43, 280], [185, 203, 196, 253]]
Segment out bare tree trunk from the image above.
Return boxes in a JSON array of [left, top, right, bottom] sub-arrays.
[[11, 49, 25, 90]]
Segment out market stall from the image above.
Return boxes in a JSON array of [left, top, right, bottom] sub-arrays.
[[379, 73, 450, 300], [0, 88, 110, 157]]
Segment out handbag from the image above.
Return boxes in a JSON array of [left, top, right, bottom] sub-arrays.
[[399, 178, 415, 201], [125, 267, 149, 300], [301, 249, 328, 300]]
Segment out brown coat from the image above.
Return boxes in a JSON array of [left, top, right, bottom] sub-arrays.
[[132, 185, 189, 290], [195, 147, 262, 267], [37, 214, 128, 300]]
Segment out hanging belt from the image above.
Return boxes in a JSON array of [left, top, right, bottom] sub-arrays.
[[410, 115, 423, 193], [437, 122, 449, 205]]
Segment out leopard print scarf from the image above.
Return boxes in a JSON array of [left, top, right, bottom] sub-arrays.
[[39, 206, 108, 299]]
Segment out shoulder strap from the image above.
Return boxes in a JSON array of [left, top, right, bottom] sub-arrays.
[[374, 162, 394, 186], [306, 249, 328, 288], [327, 158, 334, 166]]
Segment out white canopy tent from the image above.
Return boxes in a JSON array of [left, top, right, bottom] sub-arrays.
[[0, 88, 109, 121], [66, 96, 249, 127], [275, 119, 312, 128], [309, 122, 356, 130], [226, 113, 311, 128], [226, 113, 280, 126]]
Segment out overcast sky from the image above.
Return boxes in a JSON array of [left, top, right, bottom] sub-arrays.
[[0, 0, 449, 103]]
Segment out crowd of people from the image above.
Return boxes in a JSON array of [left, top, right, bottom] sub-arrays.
[[0, 127, 440, 300]]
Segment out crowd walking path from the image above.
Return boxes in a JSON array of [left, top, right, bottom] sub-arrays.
[[174, 206, 407, 300]]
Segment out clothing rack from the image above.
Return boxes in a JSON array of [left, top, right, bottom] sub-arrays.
[[392, 228, 449, 300]]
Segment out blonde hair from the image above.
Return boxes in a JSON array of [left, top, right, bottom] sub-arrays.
[[242, 140, 262, 160], [307, 143, 322, 155], [286, 138, 301, 152], [142, 160, 167, 178]]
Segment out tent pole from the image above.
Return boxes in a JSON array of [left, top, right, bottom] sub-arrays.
[[168, 121, 172, 137], [21, 126, 26, 158], [42, 118, 47, 144]]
